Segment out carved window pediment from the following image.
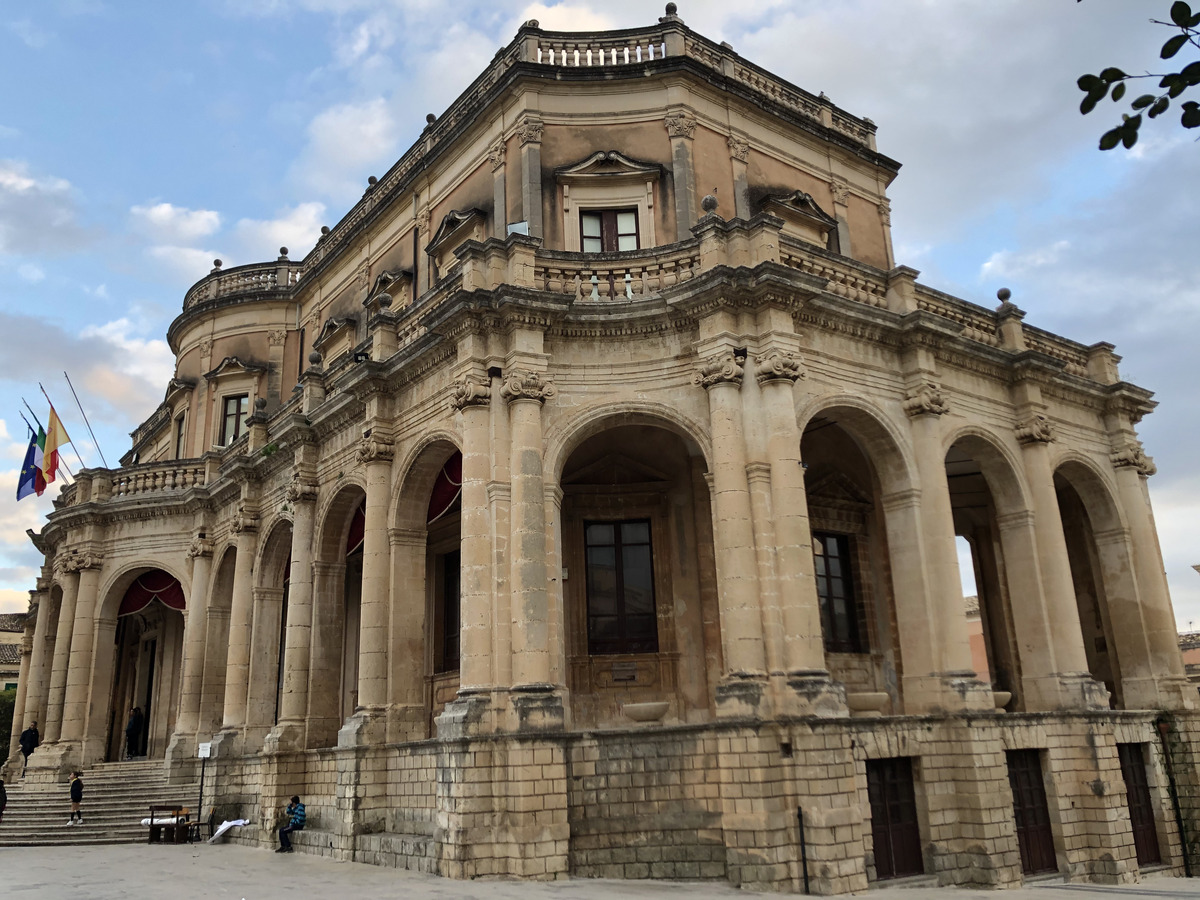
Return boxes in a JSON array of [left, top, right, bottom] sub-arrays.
[[203, 356, 267, 382], [163, 377, 196, 406], [555, 150, 663, 184], [761, 190, 838, 249], [426, 208, 487, 277], [311, 315, 359, 363], [364, 269, 413, 312], [557, 152, 660, 253]]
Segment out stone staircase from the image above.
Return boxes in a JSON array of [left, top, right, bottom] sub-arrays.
[[0, 760, 204, 846]]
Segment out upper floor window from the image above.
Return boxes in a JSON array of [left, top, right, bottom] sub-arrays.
[[220, 394, 249, 446], [813, 531, 864, 653], [585, 519, 658, 655], [581, 209, 639, 253], [174, 415, 186, 459]]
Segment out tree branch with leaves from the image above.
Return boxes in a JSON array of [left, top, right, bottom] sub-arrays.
[[1077, 0, 1200, 149]]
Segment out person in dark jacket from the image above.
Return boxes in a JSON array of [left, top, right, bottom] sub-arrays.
[[67, 771, 84, 826], [124, 707, 143, 760], [18, 722, 39, 775], [1, 777, 7, 825], [276, 796, 305, 853]]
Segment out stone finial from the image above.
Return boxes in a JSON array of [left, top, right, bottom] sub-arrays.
[[426, 113, 437, 125], [665, 2, 677, 13], [367, 176, 378, 186], [500, 370, 555, 404], [701, 194, 719, 216], [320, 226, 330, 236], [1014, 413, 1055, 445], [902, 380, 949, 417], [525, 19, 539, 27], [308, 350, 323, 366], [278, 247, 289, 259], [377, 292, 392, 309], [451, 376, 492, 410], [694, 353, 744, 389], [254, 397, 268, 411], [997, 287, 1012, 303], [755, 349, 807, 385], [211, 259, 223, 272]]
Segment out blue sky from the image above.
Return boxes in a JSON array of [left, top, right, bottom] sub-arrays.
[[1, 0, 1198, 625]]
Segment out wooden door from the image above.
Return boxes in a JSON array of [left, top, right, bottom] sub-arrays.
[[1007, 749, 1057, 874], [1117, 743, 1162, 866], [867, 757, 924, 880]]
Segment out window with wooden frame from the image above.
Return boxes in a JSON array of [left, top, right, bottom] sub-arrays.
[[174, 415, 186, 459], [813, 531, 865, 653], [585, 519, 658, 655], [219, 394, 249, 446], [580, 209, 639, 253]]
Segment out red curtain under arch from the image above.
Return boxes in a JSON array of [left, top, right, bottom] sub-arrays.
[[118, 570, 185, 617]]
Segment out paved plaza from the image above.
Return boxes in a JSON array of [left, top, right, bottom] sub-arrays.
[[3, 843, 1200, 900]]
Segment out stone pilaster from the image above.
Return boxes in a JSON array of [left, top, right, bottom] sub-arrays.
[[489, 137, 508, 239], [214, 503, 258, 756], [167, 533, 213, 760], [666, 111, 698, 238], [60, 552, 104, 744], [42, 566, 79, 744], [517, 116, 543, 239], [453, 376, 494, 695]]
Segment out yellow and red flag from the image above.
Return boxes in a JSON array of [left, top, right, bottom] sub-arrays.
[[43, 405, 71, 484]]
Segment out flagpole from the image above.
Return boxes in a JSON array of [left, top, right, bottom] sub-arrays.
[[60, 373, 108, 469], [39, 382, 89, 471]]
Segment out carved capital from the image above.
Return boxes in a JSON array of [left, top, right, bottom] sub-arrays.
[[664, 113, 696, 140], [197, 338, 213, 359], [694, 353, 744, 389], [186, 536, 214, 559], [357, 433, 395, 465], [231, 503, 258, 535], [64, 551, 104, 573], [1014, 414, 1055, 445], [902, 381, 949, 417], [450, 376, 492, 410], [516, 116, 543, 145], [268, 329, 287, 347], [727, 135, 750, 163], [877, 198, 892, 226], [500, 370, 555, 404], [416, 208, 431, 234], [1111, 440, 1157, 477], [285, 471, 319, 503], [755, 349, 806, 385], [488, 138, 507, 171], [829, 179, 850, 207]]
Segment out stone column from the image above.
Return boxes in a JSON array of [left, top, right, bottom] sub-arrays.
[[728, 135, 751, 220], [695, 352, 767, 713], [453, 376, 494, 694], [8, 610, 35, 756], [244, 585, 284, 749], [43, 567, 79, 744], [198, 605, 230, 738], [16, 588, 52, 749], [901, 379, 990, 711], [167, 534, 213, 758], [516, 117, 543, 238], [666, 111, 698, 238], [489, 138, 508, 238], [1014, 414, 1103, 707], [216, 504, 258, 752], [354, 433, 393, 716], [268, 475, 317, 750], [60, 555, 104, 744]]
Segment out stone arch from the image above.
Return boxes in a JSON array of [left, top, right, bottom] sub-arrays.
[[97, 560, 191, 621], [1052, 452, 1128, 534], [391, 432, 461, 531], [942, 425, 1031, 514], [544, 400, 712, 486], [249, 518, 294, 736], [795, 393, 916, 496], [316, 481, 367, 563]]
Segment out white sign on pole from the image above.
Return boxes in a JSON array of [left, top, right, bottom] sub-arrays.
[[198, 741, 212, 759]]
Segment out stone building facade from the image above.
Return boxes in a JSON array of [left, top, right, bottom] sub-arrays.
[[6, 7, 1199, 893]]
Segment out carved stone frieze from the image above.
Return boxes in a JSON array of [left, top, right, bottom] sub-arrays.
[[1111, 440, 1157, 477], [694, 353, 745, 389], [1014, 414, 1055, 445], [268, 330, 287, 346], [488, 138, 507, 171], [727, 135, 750, 163], [755, 349, 806, 385], [186, 535, 214, 559], [357, 433, 395, 465], [500, 370, 555, 404], [664, 113, 697, 140], [516, 117, 544, 145], [450, 376, 492, 410], [902, 381, 949, 417]]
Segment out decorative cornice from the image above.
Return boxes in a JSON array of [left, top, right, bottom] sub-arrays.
[[1014, 414, 1056, 445], [186, 535, 214, 559], [664, 112, 697, 140], [488, 138, 506, 171], [516, 116, 543, 145], [357, 433, 395, 465], [693, 353, 744, 389], [727, 135, 750, 163], [755, 349, 806, 385], [450, 376, 492, 410], [1110, 440, 1156, 477], [500, 370, 555, 404], [902, 380, 949, 417]]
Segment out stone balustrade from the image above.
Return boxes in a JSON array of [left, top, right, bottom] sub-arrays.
[[63, 462, 208, 506], [779, 236, 888, 309], [915, 285, 1001, 346], [1026, 327, 1092, 378], [183, 259, 303, 310]]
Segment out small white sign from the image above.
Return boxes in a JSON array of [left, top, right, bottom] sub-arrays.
[[198, 742, 212, 759]]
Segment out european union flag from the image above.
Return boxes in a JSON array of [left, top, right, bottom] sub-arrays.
[[16, 426, 43, 501]]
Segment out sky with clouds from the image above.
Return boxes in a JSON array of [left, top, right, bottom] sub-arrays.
[[0, 0, 1197, 627]]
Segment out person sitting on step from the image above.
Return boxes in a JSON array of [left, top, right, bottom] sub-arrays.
[[276, 796, 305, 853]]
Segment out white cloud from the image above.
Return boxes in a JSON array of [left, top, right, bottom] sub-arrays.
[[7, 19, 51, 49], [233, 201, 326, 260], [0, 159, 87, 254], [17, 262, 45, 282], [130, 202, 221, 243], [514, 4, 614, 32], [980, 240, 1070, 280], [0, 588, 32, 615]]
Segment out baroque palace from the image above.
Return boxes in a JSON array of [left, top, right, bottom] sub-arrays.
[[6, 6, 1197, 892]]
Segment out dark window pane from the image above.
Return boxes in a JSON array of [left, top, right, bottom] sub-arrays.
[[622, 521, 649, 543], [585, 518, 657, 655], [587, 523, 614, 545], [813, 531, 862, 654]]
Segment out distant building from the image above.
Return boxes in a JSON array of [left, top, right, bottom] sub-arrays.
[[5, 6, 1196, 893], [0, 612, 28, 692]]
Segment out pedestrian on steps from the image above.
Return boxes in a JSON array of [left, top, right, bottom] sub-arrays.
[[1, 777, 7, 825], [18, 721, 39, 776], [124, 707, 143, 760], [67, 771, 84, 826]]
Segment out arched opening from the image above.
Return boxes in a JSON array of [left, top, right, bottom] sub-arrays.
[[200, 548, 236, 739], [558, 422, 718, 727], [105, 570, 186, 761], [800, 413, 898, 705], [428, 451, 461, 722], [246, 521, 292, 744]]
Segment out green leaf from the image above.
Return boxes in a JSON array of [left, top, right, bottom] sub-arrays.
[[1080, 95, 1098, 115], [1111, 82, 1126, 101], [1121, 123, 1140, 149], [1171, 1, 1193, 27], [1149, 96, 1171, 118], [1162, 34, 1189, 59], [1182, 61, 1200, 85], [1100, 67, 1128, 82], [1169, 78, 1188, 98], [1099, 127, 1123, 150], [1182, 102, 1200, 128], [1078, 73, 1101, 91], [1131, 94, 1157, 109]]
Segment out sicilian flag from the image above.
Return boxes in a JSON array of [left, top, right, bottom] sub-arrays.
[[43, 404, 70, 484], [16, 425, 46, 500]]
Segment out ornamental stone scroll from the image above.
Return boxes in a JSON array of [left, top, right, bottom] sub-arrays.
[[357, 433, 395, 465], [1014, 414, 1056, 445], [230, 503, 259, 535], [186, 535, 214, 559], [754, 349, 806, 386], [516, 117, 544, 146], [693, 353, 745, 389], [450, 376, 492, 410], [664, 113, 697, 140], [64, 551, 104, 574], [901, 380, 949, 418], [1111, 440, 1157, 477], [727, 136, 750, 163], [488, 139, 507, 172], [500, 370, 555, 404], [285, 471, 319, 504]]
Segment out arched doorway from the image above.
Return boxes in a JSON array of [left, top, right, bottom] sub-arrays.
[[427, 450, 461, 729], [106, 570, 186, 761]]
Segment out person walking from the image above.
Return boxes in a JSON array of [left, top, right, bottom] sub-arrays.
[[18, 721, 39, 776], [275, 796, 305, 853], [124, 707, 143, 760], [67, 771, 84, 826]]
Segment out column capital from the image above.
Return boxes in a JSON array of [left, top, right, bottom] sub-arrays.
[[357, 432, 394, 465], [1014, 413, 1056, 445], [694, 352, 744, 389], [727, 135, 750, 162], [1111, 439, 1156, 477], [516, 115, 543, 145], [285, 470, 319, 503], [902, 380, 949, 418], [450, 375, 492, 410], [230, 502, 258, 534], [64, 550, 104, 573], [664, 111, 696, 139], [501, 369, 554, 404], [488, 138, 507, 171], [755, 349, 806, 386], [186, 535, 214, 559]]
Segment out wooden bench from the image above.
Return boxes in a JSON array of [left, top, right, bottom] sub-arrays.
[[147, 806, 189, 844]]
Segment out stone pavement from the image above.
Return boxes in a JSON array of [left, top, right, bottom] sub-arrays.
[[2, 843, 1199, 900]]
